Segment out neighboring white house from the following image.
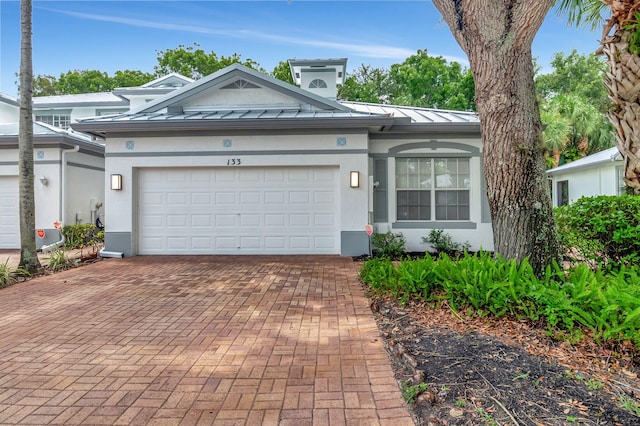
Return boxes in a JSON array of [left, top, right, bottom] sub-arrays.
[[547, 146, 625, 207], [0, 73, 192, 250], [72, 60, 493, 257], [0, 122, 105, 249]]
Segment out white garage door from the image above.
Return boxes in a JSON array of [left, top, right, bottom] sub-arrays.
[[138, 166, 340, 254], [0, 176, 20, 249]]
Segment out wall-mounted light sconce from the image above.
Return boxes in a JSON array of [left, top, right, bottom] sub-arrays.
[[39, 176, 49, 187], [110, 174, 123, 191], [350, 171, 360, 188]]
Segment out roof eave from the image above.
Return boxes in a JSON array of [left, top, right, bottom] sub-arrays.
[[70, 116, 395, 136], [382, 122, 481, 134]]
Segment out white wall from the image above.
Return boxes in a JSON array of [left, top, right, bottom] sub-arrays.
[[64, 150, 105, 226], [0, 102, 18, 122], [104, 132, 370, 254], [550, 162, 620, 207], [368, 136, 494, 252]]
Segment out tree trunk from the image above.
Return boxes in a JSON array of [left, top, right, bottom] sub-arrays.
[[601, 29, 640, 194], [432, 0, 561, 274], [18, 0, 41, 272]]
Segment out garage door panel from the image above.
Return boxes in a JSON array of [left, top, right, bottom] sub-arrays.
[[138, 167, 339, 254], [0, 177, 20, 249]]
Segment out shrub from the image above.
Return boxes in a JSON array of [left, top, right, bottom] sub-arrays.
[[422, 229, 470, 255], [371, 231, 406, 259], [62, 224, 104, 249], [555, 195, 640, 270], [0, 259, 13, 288], [45, 247, 73, 272]]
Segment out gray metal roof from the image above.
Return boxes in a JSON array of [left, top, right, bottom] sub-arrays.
[[0, 93, 18, 107], [340, 101, 479, 124], [546, 146, 621, 175], [33, 92, 127, 108], [72, 64, 481, 137], [0, 121, 97, 144]]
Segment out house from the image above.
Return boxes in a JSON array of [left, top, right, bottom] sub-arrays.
[[547, 146, 625, 207], [0, 122, 105, 249], [72, 59, 493, 257], [0, 73, 192, 250]]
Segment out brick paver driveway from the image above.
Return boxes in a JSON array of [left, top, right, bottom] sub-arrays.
[[0, 256, 413, 425]]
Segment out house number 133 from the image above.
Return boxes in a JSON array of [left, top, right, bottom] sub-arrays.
[[227, 158, 241, 166]]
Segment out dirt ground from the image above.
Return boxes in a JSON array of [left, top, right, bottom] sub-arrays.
[[369, 295, 640, 426]]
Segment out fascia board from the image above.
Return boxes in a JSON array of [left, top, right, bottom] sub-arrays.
[[71, 115, 395, 134]]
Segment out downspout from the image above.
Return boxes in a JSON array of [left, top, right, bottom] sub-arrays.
[[41, 145, 79, 252]]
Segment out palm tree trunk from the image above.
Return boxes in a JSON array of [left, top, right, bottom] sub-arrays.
[[601, 29, 640, 194], [18, 0, 41, 272]]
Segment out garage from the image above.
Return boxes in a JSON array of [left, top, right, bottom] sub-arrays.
[[0, 176, 19, 249], [137, 166, 340, 254]]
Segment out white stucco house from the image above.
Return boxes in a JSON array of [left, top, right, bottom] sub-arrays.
[[547, 146, 625, 207], [72, 59, 493, 257], [0, 122, 105, 249], [0, 73, 192, 250]]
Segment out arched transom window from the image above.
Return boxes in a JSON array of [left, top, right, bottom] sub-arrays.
[[309, 79, 328, 89]]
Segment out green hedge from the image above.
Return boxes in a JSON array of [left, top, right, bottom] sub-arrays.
[[555, 195, 640, 270]]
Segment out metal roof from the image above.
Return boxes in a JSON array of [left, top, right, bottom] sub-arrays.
[[340, 101, 479, 124], [0, 121, 96, 143], [33, 92, 127, 108], [546, 146, 622, 175]]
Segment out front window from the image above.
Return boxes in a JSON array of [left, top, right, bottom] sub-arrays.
[[396, 157, 470, 221], [35, 114, 71, 129], [616, 166, 627, 195], [557, 180, 569, 206]]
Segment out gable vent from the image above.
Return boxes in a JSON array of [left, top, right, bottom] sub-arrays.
[[221, 79, 260, 90]]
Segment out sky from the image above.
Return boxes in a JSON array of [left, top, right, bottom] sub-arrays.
[[0, 0, 603, 97]]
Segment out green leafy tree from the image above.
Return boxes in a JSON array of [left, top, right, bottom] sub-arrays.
[[387, 49, 475, 110], [431, 0, 562, 275], [112, 70, 155, 88], [154, 43, 264, 79], [270, 60, 295, 85], [338, 64, 393, 104], [557, 0, 640, 193], [32, 74, 56, 96], [53, 70, 113, 94], [536, 49, 609, 111]]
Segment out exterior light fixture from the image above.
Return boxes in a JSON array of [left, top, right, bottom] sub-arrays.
[[39, 176, 49, 186], [110, 174, 123, 190], [350, 171, 359, 188]]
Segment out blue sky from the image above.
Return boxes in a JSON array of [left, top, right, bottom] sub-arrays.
[[0, 1, 602, 97]]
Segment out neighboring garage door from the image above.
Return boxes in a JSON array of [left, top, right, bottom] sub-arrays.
[[138, 166, 340, 254], [0, 176, 20, 249]]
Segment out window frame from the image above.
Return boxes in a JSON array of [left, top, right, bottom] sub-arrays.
[[394, 156, 471, 223], [557, 180, 569, 206]]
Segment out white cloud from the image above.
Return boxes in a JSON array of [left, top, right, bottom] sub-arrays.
[[51, 9, 415, 60]]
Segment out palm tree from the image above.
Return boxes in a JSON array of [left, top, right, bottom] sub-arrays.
[[18, 0, 41, 272], [557, 0, 640, 193], [541, 93, 615, 167]]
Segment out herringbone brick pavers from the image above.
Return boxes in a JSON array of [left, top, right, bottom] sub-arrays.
[[0, 255, 413, 425]]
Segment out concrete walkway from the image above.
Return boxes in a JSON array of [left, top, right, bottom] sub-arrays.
[[0, 255, 413, 425]]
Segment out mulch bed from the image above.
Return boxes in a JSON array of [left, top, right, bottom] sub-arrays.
[[370, 295, 640, 425]]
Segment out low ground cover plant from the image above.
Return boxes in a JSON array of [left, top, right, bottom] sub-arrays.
[[360, 252, 640, 351]]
